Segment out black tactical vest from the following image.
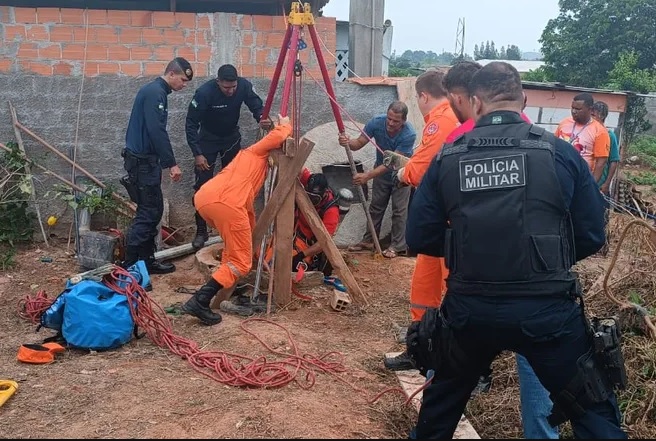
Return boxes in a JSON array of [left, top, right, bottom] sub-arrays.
[[437, 119, 576, 296]]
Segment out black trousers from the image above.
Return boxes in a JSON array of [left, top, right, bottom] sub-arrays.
[[193, 134, 242, 231], [413, 294, 626, 439], [123, 153, 163, 259]]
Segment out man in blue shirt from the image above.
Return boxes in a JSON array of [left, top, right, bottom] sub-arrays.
[[338, 101, 416, 258], [406, 62, 625, 439], [121, 57, 192, 274]]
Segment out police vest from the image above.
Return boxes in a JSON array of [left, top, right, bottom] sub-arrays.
[[436, 122, 576, 296]]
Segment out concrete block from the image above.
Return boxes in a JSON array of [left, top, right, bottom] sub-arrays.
[[330, 288, 351, 311]]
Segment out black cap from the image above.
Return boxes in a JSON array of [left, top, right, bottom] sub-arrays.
[[217, 64, 238, 82], [174, 57, 193, 80]]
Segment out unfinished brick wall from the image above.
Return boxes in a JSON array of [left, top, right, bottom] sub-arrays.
[[0, 6, 336, 78]]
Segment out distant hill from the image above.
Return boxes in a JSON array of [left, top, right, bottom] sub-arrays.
[[522, 51, 543, 61]]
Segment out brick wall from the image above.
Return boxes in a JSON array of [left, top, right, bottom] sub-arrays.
[[0, 6, 336, 78]]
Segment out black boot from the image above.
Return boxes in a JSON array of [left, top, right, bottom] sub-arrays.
[[191, 212, 209, 250], [181, 279, 223, 326], [383, 350, 416, 371], [120, 245, 139, 269], [145, 256, 176, 274]]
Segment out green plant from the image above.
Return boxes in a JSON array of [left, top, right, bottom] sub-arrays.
[[627, 135, 656, 169], [47, 183, 123, 216], [0, 141, 35, 270]]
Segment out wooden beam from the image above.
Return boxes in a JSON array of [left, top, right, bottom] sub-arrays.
[[252, 137, 314, 248], [294, 181, 368, 306], [272, 155, 295, 305], [14, 121, 136, 213]]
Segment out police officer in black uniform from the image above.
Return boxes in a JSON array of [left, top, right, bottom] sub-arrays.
[[185, 64, 270, 250], [406, 62, 626, 438], [121, 57, 193, 274]]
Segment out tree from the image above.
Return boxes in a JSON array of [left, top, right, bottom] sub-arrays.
[[540, 0, 656, 88], [605, 51, 656, 147], [506, 45, 522, 60]]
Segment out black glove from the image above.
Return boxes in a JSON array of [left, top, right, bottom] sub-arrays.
[[292, 251, 305, 271]]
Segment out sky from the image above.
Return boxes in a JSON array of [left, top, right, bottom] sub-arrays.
[[321, 0, 561, 57]]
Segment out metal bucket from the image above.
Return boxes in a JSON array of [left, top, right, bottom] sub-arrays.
[[321, 160, 368, 202]]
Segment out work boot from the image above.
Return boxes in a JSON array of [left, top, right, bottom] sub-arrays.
[[191, 213, 209, 250], [145, 257, 176, 274], [219, 300, 270, 317], [181, 279, 223, 326], [120, 245, 139, 269], [383, 350, 416, 371]]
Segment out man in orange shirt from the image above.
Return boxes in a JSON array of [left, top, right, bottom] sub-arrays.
[[181, 115, 292, 326], [382, 69, 459, 371], [555, 93, 610, 182]]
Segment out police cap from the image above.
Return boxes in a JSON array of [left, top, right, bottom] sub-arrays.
[[173, 57, 193, 81]]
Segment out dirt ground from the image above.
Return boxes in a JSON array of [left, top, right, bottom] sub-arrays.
[[0, 242, 419, 439], [2, 194, 656, 439]]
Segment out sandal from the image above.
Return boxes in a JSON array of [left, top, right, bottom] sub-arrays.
[[382, 248, 398, 259], [347, 242, 375, 252]]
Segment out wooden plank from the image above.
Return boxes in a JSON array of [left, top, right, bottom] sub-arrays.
[[272, 155, 295, 305], [252, 137, 314, 248], [294, 182, 368, 306], [386, 352, 481, 439]]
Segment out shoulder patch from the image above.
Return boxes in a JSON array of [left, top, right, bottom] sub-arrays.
[[157, 102, 165, 111], [459, 154, 526, 192], [190, 99, 198, 108], [425, 122, 438, 135]]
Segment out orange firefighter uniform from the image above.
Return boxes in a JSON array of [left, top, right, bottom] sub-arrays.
[[193, 123, 292, 288], [399, 100, 459, 322]]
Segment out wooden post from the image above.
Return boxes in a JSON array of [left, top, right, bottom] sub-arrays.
[[272, 155, 295, 305], [252, 138, 315, 248], [294, 181, 368, 306]]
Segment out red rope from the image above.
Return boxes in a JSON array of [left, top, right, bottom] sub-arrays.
[[18, 266, 423, 402], [304, 68, 386, 155], [18, 289, 52, 323]]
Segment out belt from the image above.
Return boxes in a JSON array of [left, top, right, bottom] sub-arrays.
[[122, 149, 157, 162]]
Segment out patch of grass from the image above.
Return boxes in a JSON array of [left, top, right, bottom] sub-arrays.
[[628, 136, 656, 169]]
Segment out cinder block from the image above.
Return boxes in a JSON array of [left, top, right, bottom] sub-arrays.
[[330, 289, 351, 312]]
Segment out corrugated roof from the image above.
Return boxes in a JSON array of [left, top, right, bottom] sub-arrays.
[[521, 81, 638, 96]]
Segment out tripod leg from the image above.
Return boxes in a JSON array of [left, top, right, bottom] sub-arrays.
[[280, 25, 301, 117], [262, 24, 293, 121], [307, 24, 383, 256]]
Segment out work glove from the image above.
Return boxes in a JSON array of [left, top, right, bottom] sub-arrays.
[[292, 251, 306, 271], [391, 170, 408, 189], [382, 150, 409, 171]]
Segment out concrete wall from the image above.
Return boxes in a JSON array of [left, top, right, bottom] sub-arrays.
[[0, 6, 336, 78], [646, 94, 656, 135], [0, 74, 396, 246]]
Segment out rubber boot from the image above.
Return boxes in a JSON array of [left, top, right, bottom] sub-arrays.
[[181, 279, 223, 326], [192, 212, 209, 251]]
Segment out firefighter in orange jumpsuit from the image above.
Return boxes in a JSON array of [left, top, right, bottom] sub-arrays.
[[382, 70, 459, 370], [182, 115, 292, 326]]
